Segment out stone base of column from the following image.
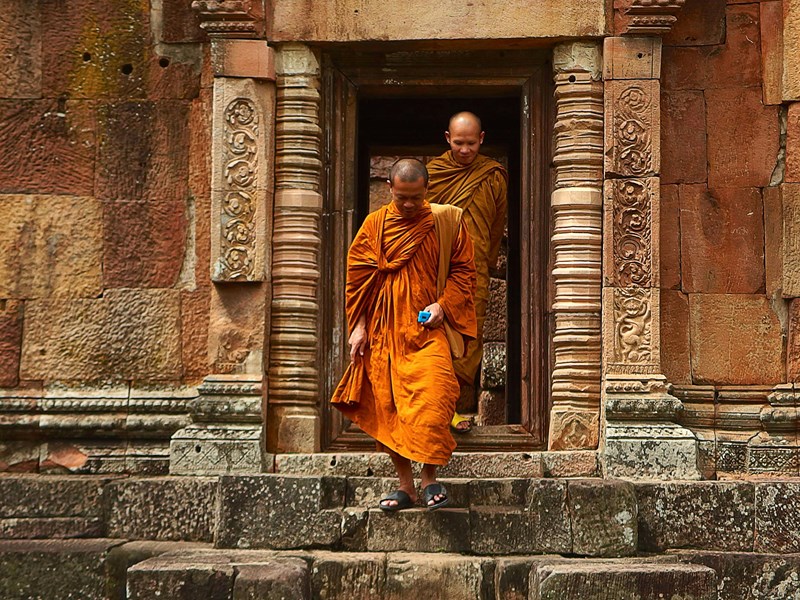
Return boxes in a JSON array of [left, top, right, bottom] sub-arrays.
[[170, 374, 271, 475], [266, 405, 321, 453], [601, 374, 701, 480], [549, 408, 600, 450]]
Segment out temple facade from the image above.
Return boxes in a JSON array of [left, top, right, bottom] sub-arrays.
[[1, 0, 799, 482]]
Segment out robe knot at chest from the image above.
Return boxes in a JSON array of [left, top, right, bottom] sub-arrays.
[[375, 203, 434, 274]]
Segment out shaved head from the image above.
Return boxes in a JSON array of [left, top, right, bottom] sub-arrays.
[[445, 112, 484, 166], [448, 111, 482, 134], [389, 157, 429, 187]]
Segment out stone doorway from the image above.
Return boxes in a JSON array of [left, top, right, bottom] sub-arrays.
[[319, 48, 553, 451]]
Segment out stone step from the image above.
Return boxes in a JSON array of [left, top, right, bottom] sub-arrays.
[[4, 474, 800, 557], [118, 548, 722, 600], [5, 540, 800, 599], [0, 539, 210, 600], [215, 475, 638, 556]]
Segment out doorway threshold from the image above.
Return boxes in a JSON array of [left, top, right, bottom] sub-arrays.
[[271, 449, 599, 479]]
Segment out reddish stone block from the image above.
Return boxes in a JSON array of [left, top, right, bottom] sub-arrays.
[[0, 0, 42, 98], [0, 301, 23, 387], [189, 91, 213, 287], [690, 294, 784, 385], [789, 299, 800, 382], [0, 100, 95, 195], [40, 0, 149, 99], [103, 199, 188, 288], [680, 185, 764, 294], [761, 1, 784, 105], [40, 0, 200, 100], [786, 103, 800, 183], [180, 290, 210, 383], [96, 101, 190, 202], [661, 90, 707, 185], [661, 290, 691, 385], [188, 91, 212, 204], [763, 185, 784, 297], [663, 0, 726, 47], [662, 4, 762, 91], [161, 0, 207, 43], [660, 185, 681, 290], [706, 87, 780, 189]]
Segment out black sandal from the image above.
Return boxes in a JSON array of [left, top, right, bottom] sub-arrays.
[[379, 490, 415, 512], [423, 483, 449, 511]]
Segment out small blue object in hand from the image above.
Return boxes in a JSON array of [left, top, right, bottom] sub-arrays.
[[418, 311, 431, 324]]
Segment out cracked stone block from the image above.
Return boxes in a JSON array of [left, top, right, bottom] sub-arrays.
[[366, 508, 470, 553], [216, 475, 346, 549], [637, 482, 755, 552], [384, 553, 492, 600], [568, 479, 637, 557], [105, 477, 217, 542]]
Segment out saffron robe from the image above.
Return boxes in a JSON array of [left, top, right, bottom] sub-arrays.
[[426, 151, 508, 384], [331, 201, 477, 465]]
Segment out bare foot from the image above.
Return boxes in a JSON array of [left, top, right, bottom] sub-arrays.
[[379, 486, 418, 509]]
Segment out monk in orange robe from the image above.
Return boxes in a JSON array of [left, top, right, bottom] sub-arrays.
[[427, 112, 508, 432], [331, 158, 477, 511]]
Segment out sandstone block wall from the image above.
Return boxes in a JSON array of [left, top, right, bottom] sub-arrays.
[[0, 0, 211, 388], [659, 0, 793, 387]]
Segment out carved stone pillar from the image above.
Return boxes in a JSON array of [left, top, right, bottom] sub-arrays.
[[548, 42, 604, 450], [170, 0, 274, 474], [266, 44, 323, 452], [601, 35, 699, 479]]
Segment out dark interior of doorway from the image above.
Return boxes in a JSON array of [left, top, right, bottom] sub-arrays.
[[355, 95, 522, 424]]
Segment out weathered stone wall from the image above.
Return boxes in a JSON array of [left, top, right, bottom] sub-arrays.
[[0, 0, 211, 388], [0, 0, 216, 473], [659, 0, 787, 388]]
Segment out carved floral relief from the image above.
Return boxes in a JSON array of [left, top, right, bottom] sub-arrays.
[[614, 85, 652, 177], [218, 98, 258, 280], [612, 178, 652, 287]]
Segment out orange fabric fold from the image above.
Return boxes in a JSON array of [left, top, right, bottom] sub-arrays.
[[427, 151, 508, 384], [331, 201, 477, 465]]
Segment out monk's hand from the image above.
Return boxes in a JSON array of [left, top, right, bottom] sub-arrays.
[[349, 322, 368, 362], [421, 302, 445, 328]]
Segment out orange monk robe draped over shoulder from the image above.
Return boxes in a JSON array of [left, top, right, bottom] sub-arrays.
[[426, 152, 508, 385], [331, 201, 478, 465]]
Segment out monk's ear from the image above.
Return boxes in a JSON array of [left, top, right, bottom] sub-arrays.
[[445, 130, 451, 144], [479, 131, 485, 145]]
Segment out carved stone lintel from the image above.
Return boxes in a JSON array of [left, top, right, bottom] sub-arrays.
[[169, 374, 269, 475], [192, 0, 266, 39], [624, 0, 686, 36]]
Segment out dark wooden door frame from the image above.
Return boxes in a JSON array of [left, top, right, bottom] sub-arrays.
[[319, 48, 554, 451]]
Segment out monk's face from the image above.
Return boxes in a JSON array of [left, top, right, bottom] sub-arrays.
[[389, 176, 427, 219], [445, 119, 485, 166]]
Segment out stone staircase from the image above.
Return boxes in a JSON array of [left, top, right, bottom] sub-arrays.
[[2, 452, 800, 599]]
